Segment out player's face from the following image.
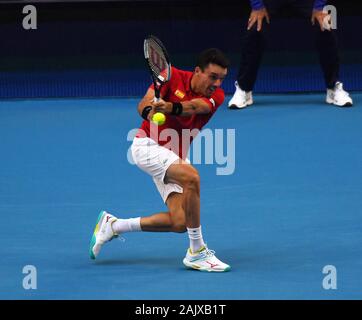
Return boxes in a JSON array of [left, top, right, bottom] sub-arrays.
[[195, 64, 227, 98]]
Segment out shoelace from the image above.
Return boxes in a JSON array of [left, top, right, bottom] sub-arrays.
[[199, 247, 216, 259]]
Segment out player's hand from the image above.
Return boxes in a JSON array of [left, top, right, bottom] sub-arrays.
[[147, 108, 155, 121], [311, 9, 331, 31], [152, 99, 173, 114], [247, 8, 270, 32]]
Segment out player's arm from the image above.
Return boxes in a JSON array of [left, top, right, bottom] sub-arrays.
[[137, 88, 157, 120], [153, 98, 211, 117]]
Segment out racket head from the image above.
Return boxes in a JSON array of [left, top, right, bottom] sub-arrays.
[[144, 35, 172, 99]]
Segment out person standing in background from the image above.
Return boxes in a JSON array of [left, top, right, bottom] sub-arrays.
[[228, 0, 353, 109]]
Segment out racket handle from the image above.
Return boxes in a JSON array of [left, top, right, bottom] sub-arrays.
[[154, 89, 160, 103], [154, 88, 161, 102]]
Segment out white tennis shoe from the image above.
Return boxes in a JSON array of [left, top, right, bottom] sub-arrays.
[[228, 81, 253, 109], [183, 246, 231, 272], [89, 211, 118, 259], [326, 82, 353, 107]]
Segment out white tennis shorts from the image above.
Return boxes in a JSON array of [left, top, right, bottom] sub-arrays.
[[131, 137, 184, 203]]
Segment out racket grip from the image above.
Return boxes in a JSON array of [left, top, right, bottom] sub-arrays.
[[154, 89, 160, 102]]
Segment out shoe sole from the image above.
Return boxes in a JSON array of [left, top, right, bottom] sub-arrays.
[[183, 259, 231, 272], [326, 97, 353, 107], [327, 101, 353, 107], [89, 210, 106, 260], [228, 101, 253, 110]]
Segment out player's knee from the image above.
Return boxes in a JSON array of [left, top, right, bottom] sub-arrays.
[[183, 170, 200, 190]]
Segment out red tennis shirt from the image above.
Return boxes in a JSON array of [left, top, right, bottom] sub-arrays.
[[136, 67, 225, 159]]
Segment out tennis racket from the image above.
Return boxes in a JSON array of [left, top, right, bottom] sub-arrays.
[[144, 35, 171, 102]]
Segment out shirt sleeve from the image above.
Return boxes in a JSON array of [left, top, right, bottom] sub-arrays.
[[250, 0, 265, 10], [314, 0, 327, 10], [201, 88, 225, 113]]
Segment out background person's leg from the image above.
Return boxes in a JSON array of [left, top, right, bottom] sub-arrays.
[[316, 28, 340, 89], [237, 24, 267, 92], [237, 0, 282, 91], [291, 0, 340, 88]]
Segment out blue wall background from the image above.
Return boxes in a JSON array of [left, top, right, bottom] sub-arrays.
[[0, 0, 361, 98]]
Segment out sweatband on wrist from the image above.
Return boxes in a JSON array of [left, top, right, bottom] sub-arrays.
[[171, 102, 183, 115], [141, 106, 152, 120]]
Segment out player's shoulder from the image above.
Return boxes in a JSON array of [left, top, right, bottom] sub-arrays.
[[169, 66, 193, 86], [209, 87, 225, 107], [170, 66, 192, 78], [213, 87, 225, 99], [214, 87, 224, 95]]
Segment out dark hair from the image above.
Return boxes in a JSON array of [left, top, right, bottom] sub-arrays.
[[196, 48, 229, 70]]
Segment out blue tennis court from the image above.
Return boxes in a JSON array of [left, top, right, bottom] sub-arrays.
[[1, 93, 361, 299]]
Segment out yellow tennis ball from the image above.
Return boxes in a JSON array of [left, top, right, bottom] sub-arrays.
[[152, 112, 166, 126]]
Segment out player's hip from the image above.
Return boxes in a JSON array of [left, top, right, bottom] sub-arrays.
[[131, 137, 181, 179]]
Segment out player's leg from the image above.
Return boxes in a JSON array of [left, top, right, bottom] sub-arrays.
[[165, 162, 231, 272], [89, 161, 197, 258], [139, 192, 186, 233], [119, 158, 230, 271], [90, 139, 190, 259], [164, 161, 200, 228], [111, 161, 195, 234], [108, 161, 199, 233], [89, 202, 184, 259], [90, 194, 186, 260], [118, 160, 203, 249]]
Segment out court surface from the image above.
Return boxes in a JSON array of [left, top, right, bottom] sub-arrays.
[[1, 93, 361, 300]]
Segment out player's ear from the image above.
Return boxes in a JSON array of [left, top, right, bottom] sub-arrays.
[[194, 66, 202, 74]]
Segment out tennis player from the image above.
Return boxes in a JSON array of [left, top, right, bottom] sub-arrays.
[[90, 48, 231, 272]]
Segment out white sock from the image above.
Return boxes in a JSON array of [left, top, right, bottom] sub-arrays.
[[112, 217, 142, 234], [187, 226, 205, 253]]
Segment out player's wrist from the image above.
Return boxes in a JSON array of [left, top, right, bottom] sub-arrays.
[[141, 105, 153, 120], [160, 101, 173, 114]]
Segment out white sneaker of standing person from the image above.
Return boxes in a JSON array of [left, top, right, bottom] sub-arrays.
[[326, 82, 353, 107], [228, 81, 253, 109]]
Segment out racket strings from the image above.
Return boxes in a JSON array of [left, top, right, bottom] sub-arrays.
[[146, 39, 170, 81]]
